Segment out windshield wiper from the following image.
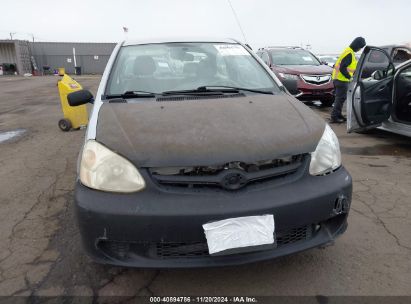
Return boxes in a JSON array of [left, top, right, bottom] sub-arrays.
[[196, 86, 274, 95], [103, 90, 157, 100], [161, 87, 237, 96], [162, 86, 273, 96]]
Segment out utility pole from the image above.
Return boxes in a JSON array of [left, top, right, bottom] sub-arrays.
[[10, 32, 16, 40]]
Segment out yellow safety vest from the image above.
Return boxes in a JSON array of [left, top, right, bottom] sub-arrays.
[[332, 47, 357, 82]]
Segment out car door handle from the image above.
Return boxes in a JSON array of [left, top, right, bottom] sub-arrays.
[[377, 87, 385, 92]]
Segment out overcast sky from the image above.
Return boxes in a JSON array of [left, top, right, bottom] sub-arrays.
[[1, 0, 410, 53]]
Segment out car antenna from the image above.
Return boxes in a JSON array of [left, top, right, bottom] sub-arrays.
[[227, 0, 248, 44]]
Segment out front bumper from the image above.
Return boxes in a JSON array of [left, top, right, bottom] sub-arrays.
[[75, 166, 352, 268], [294, 79, 334, 101]]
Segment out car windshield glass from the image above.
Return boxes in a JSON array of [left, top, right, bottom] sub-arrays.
[[320, 56, 337, 63], [106, 42, 280, 95], [269, 49, 321, 66]]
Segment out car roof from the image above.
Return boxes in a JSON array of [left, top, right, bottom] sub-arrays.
[[122, 37, 239, 46], [380, 44, 411, 50]]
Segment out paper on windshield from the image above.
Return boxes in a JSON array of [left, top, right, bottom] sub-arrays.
[[203, 214, 275, 255], [214, 44, 249, 56], [157, 62, 170, 68], [302, 56, 313, 61]]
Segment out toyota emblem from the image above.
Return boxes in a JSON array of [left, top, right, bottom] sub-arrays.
[[220, 170, 248, 190]]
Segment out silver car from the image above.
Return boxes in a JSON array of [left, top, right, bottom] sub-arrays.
[[67, 38, 352, 268]]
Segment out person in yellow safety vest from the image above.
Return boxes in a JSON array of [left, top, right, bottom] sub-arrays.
[[330, 37, 366, 123]]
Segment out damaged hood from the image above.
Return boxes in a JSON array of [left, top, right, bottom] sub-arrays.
[[96, 94, 325, 167]]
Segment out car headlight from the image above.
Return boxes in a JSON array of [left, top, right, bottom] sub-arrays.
[[79, 140, 145, 193], [309, 124, 341, 175], [278, 73, 299, 80]]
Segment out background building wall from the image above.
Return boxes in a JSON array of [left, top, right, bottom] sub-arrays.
[[15, 40, 32, 74], [0, 40, 32, 75], [30, 42, 116, 74], [0, 42, 17, 64]]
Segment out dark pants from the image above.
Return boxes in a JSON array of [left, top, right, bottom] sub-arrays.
[[331, 80, 349, 119]]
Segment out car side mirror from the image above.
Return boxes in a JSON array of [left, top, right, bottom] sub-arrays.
[[68, 89, 94, 106], [371, 70, 385, 80], [321, 61, 328, 65]]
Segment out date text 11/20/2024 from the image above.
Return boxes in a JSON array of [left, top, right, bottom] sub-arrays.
[[149, 296, 258, 303]]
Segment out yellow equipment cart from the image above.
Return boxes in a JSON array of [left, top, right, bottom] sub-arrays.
[[57, 74, 88, 131]]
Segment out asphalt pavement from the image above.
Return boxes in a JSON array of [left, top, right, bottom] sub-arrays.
[[0, 76, 410, 298]]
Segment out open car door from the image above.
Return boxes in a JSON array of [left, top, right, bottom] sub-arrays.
[[392, 60, 411, 124], [347, 46, 395, 133]]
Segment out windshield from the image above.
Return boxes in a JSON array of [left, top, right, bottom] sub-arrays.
[[319, 56, 337, 64], [106, 42, 280, 95], [269, 49, 321, 66]]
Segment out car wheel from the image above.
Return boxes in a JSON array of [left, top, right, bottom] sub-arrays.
[[58, 118, 72, 132]]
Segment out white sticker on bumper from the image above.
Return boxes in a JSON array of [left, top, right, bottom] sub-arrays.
[[203, 214, 275, 255]]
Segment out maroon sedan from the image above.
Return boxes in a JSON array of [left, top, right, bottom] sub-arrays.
[[257, 46, 334, 106]]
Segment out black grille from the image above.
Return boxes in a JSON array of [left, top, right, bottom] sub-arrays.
[[99, 225, 314, 260], [149, 154, 306, 191], [276, 225, 312, 245], [156, 242, 209, 258]]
